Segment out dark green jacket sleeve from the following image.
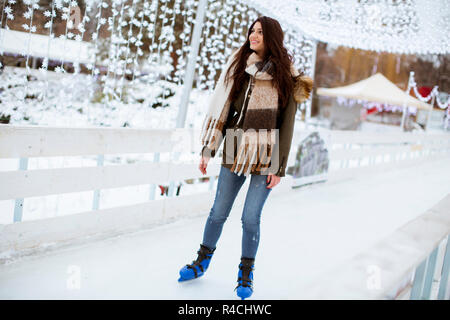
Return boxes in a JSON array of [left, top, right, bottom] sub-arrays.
[[273, 94, 297, 177]]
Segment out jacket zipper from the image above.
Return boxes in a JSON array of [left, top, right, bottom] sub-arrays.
[[235, 75, 254, 128]]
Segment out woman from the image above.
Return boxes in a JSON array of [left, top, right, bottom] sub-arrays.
[[178, 16, 313, 300]]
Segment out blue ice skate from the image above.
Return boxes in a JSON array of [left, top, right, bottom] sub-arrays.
[[235, 257, 255, 300], [178, 244, 215, 282]]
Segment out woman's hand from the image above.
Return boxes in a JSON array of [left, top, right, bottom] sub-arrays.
[[199, 156, 210, 175], [266, 174, 280, 189]]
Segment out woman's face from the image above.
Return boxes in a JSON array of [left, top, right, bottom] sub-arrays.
[[249, 21, 264, 56]]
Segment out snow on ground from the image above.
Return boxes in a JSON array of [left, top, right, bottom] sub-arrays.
[[0, 156, 449, 299]]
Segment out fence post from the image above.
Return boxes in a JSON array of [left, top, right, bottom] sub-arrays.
[[369, 145, 376, 166], [438, 234, 450, 300], [410, 258, 427, 299], [421, 246, 439, 299], [13, 157, 29, 223], [209, 174, 216, 192], [149, 152, 160, 200], [343, 143, 350, 168], [168, 151, 181, 197], [92, 154, 104, 210]]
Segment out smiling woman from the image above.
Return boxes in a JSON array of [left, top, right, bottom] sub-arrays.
[[179, 15, 313, 300], [249, 22, 265, 56]]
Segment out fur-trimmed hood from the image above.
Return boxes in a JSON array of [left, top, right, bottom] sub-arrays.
[[245, 52, 313, 104], [293, 72, 314, 104]]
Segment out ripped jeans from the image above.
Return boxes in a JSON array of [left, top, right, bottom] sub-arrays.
[[201, 165, 272, 259]]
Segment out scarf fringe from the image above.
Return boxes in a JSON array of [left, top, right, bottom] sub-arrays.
[[199, 51, 303, 176], [230, 130, 277, 177], [200, 115, 225, 151]]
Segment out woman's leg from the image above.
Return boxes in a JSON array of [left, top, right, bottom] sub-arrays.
[[240, 174, 272, 259], [201, 165, 246, 250]]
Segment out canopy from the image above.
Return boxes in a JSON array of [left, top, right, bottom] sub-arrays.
[[316, 73, 432, 111]]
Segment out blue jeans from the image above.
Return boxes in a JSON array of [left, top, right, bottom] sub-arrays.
[[202, 165, 272, 260]]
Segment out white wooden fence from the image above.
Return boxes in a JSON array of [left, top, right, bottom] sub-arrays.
[[1, 124, 449, 249], [0, 124, 221, 256], [1, 124, 450, 299], [314, 128, 450, 182]]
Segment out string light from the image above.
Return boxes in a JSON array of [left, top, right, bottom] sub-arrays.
[[0, 0, 316, 127], [244, 0, 450, 54]]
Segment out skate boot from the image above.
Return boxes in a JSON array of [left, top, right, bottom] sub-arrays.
[[178, 244, 215, 282], [235, 257, 255, 300]]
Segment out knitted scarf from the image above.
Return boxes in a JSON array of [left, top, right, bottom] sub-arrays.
[[200, 51, 301, 177]]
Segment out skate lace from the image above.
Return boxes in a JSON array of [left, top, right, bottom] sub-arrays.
[[236, 264, 253, 289], [186, 249, 212, 274]]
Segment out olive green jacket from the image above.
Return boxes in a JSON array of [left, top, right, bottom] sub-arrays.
[[201, 73, 313, 177]]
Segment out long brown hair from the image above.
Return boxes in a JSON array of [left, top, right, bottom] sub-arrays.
[[224, 16, 296, 109]]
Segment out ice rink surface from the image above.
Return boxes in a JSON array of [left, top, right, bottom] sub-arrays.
[[1, 156, 449, 299]]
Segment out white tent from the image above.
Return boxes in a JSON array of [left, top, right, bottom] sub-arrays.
[[316, 73, 432, 111]]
